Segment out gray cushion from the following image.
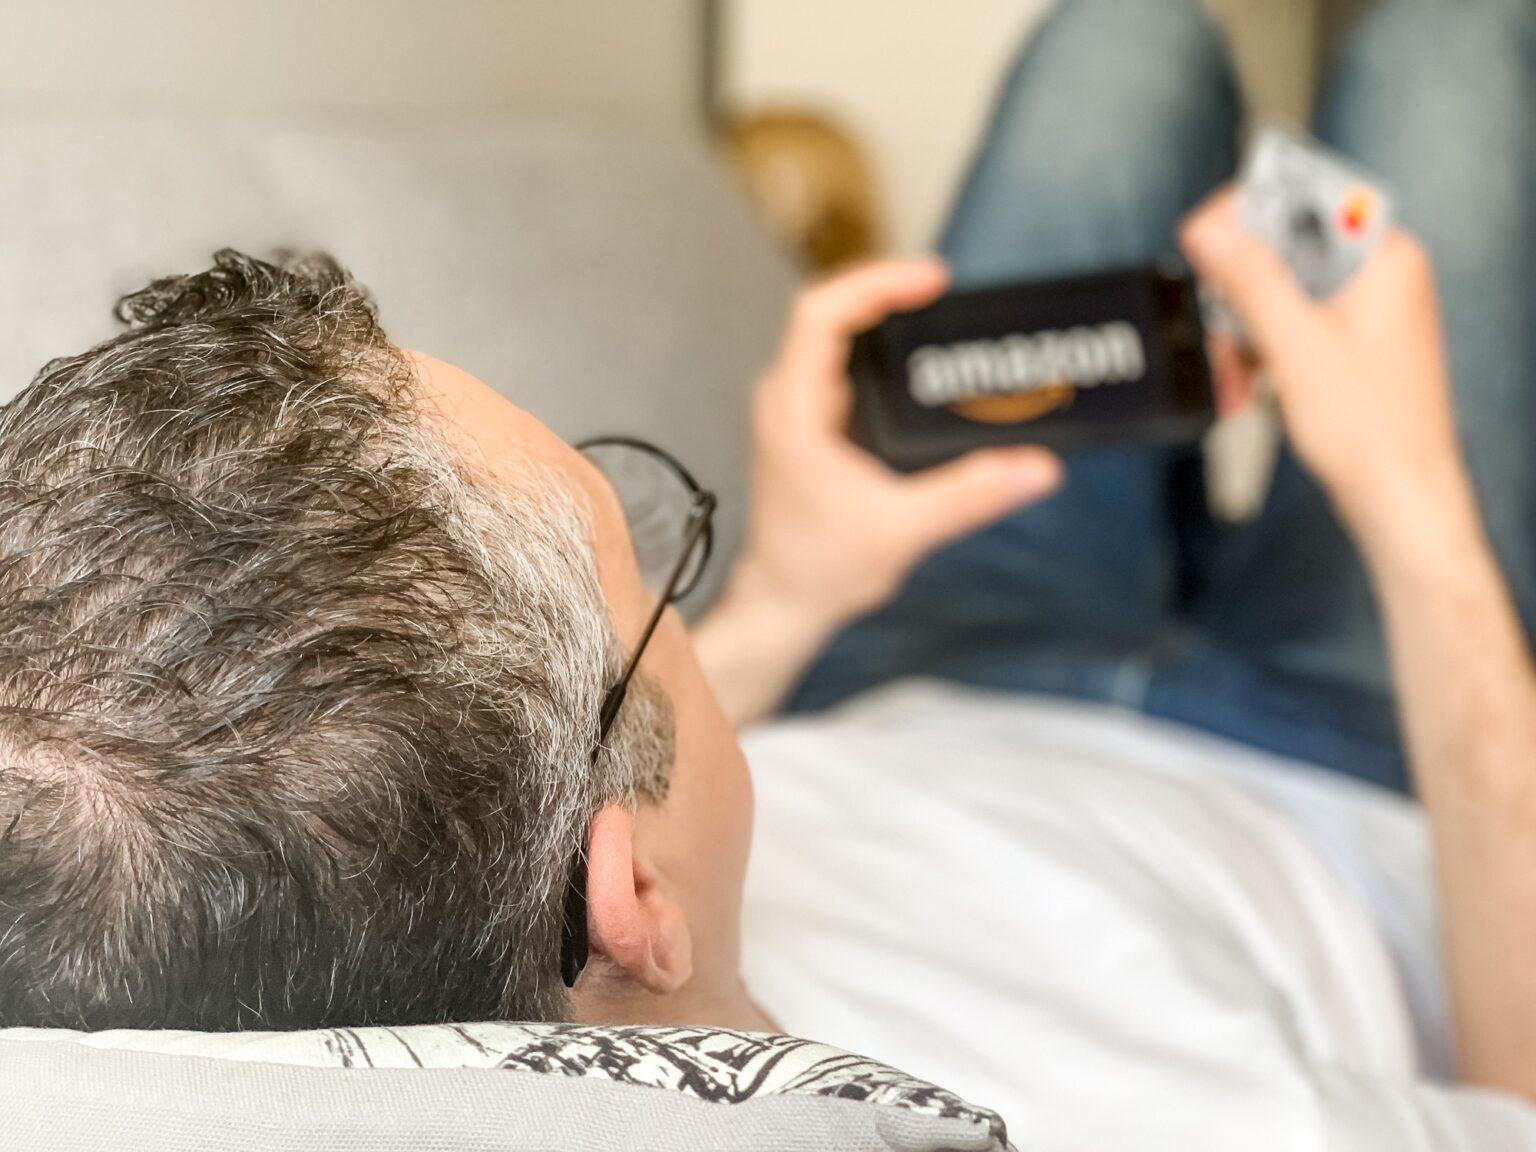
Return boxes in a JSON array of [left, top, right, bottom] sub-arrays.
[[0, 1023, 1012, 1151], [0, 107, 798, 608]]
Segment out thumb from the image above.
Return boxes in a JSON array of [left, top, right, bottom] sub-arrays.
[[900, 447, 1063, 550], [1180, 190, 1319, 359]]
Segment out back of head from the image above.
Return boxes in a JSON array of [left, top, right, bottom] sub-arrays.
[[0, 251, 667, 1029]]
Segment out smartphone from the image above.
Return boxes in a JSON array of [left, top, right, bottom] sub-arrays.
[[847, 264, 1215, 471]]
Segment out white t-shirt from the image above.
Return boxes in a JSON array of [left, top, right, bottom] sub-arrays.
[[740, 681, 1536, 1151]]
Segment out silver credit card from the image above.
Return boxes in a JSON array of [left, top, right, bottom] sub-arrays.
[[1240, 128, 1394, 298], [1203, 129, 1394, 342]]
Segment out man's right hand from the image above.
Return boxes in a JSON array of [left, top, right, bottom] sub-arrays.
[[1180, 188, 1467, 549], [1185, 188, 1536, 1102]]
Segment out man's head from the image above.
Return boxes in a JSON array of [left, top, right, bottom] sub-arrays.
[[0, 251, 753, 1030]]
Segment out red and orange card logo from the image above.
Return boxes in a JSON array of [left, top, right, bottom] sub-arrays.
[[1338, 188, 1376, 237]]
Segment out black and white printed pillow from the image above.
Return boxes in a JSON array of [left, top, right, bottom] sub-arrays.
[[17, 1022, 1011, 1150]]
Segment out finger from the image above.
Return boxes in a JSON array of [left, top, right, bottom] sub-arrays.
[[1206, 333, 1259, 417], [1334, 229, 1435, 323], [1180, 190, 1319, 359], [898, 446, 1063, 550], [776, 259, 950, 384]]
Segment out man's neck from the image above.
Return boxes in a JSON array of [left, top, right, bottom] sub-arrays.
[[572, 970, 777, 1033]]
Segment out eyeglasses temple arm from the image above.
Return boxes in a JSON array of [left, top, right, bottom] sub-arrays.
[[593, 494, 717, 746]]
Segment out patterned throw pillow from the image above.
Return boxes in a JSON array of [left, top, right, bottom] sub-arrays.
[[14, 1022, 1012, 1151]]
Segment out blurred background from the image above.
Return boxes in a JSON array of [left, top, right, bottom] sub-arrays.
[[0, 0, 1364, 603]]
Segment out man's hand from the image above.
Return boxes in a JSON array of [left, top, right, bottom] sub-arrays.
[[1185, 187, 1536, 1101], [1182, 189, 1464, 542], [742, 259, 1062, 629], [694, 260, 1062, 726]]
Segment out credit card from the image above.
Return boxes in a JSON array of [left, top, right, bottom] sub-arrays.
[[1242, 128, 1393, 297], [1203, 129, 1393, 338]]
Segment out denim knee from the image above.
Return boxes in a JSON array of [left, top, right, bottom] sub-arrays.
[[1321, 0, 1535, 157], [1024, 0, 1233, 88], [994, 0, 1238, 145], [943, 0, 1240, 278]]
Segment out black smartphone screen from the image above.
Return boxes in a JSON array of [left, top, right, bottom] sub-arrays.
[[847, 265, 1215, 471]]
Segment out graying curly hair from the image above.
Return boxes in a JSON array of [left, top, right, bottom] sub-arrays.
[[0, 250, 671, 1029]]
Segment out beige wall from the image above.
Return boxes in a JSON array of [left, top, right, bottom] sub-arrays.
[[0, 0, 703, 125], [724, 0, 1317, 253]]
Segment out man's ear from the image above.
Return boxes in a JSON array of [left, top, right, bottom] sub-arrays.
[[584, 805, 693, 994]]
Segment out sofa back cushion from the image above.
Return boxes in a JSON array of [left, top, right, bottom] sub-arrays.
[[0, 108, 796, 609]]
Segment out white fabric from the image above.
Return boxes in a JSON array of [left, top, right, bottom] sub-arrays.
[[741, 680, 1536, 1151]]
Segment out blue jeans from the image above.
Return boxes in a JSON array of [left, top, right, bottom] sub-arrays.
[[789, 0, 1536, 795]]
